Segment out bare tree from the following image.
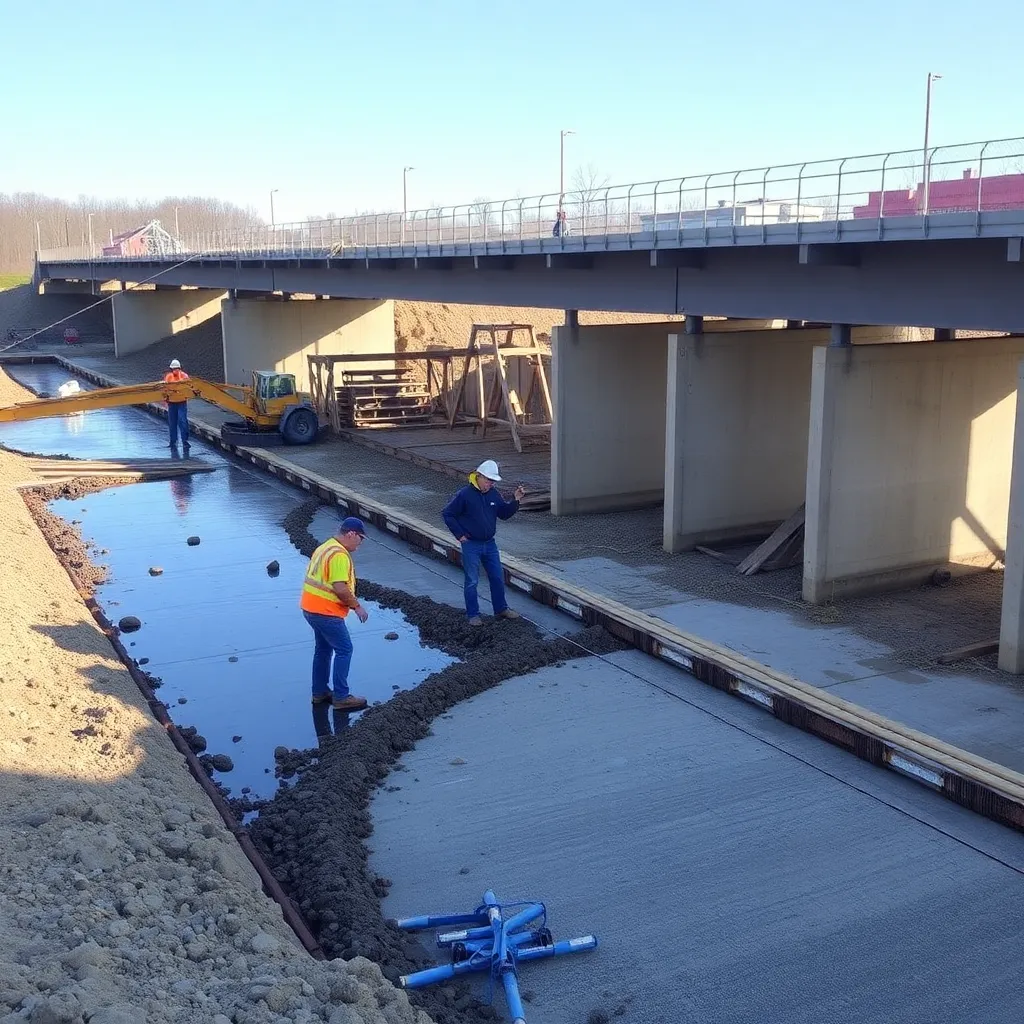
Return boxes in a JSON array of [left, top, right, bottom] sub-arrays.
[[0, 192, 261, 274], [570, 163, 610, 232], [468, 196, 494, 238]]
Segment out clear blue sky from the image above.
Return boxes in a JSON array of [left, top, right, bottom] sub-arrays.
[[2, 0, 1022, 222]]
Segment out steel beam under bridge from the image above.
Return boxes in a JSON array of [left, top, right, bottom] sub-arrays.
[[40, 234, 1024, 332]]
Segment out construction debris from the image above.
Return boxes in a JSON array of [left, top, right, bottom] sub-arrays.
[[735, 505, 806, 576]]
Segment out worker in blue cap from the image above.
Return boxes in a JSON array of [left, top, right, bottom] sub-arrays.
[[299, 516, 369, 711]]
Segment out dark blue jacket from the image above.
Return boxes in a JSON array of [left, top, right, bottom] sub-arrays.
[[442, 478, 520, 542]]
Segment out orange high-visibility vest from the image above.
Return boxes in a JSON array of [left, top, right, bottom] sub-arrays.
[[300, 538, 355, 618], [163, 369, 190, 404]]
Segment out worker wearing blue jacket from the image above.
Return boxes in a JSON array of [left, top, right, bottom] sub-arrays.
[[442, 459, 526, 626]]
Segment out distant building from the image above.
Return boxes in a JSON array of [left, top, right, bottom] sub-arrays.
[[102, 220, 183, 258], [639, 199, 828, 234], [852, 168, 1024, 218]]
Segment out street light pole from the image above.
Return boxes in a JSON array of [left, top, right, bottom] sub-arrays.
[[269, 189, 279, 231], [402, 166, 415, 245], [87, 212, 96, 295], [922, 71, 942, 215], [559, 129, 576, 214], [174, 206, 180, 240]]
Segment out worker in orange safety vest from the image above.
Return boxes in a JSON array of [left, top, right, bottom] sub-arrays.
[[299, 516, 370, 712], [163, 358, 191, 450]]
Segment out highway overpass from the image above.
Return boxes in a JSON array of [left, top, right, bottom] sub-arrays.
[[28, 136, 1024, 673]]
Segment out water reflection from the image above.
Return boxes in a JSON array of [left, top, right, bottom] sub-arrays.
[[169, 472, 193, 516], [6, 364, 458, 802], [312, 702, 353, 743]]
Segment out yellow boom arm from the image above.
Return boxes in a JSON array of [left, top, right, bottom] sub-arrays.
[[0, 378, 278, 427]]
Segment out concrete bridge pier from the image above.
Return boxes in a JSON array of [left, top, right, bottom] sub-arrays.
[[662, 321, 824, 553], [112, 286, 226, 357], [803, 337, 1024, 604], [220, 295, 395, 394], [998, 359, 1024, 672], [550, 315, 669, 515]]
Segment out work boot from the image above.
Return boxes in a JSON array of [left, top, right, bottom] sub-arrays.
[[332, 694, 368, 712], [496, 609, 521, 620], [311, 693, 332, 705], [467, 616, 484, 627]]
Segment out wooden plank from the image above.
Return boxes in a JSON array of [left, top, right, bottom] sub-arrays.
[[736, 505, 806, 575], [936, 639, 1000, 665]]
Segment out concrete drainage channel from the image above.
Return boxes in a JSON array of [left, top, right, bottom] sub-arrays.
[[2, 361, 627, 1024], [9, 352, 1024, 839]]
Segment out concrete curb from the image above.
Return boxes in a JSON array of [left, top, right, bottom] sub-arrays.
[[12, 352, 1024, 835]]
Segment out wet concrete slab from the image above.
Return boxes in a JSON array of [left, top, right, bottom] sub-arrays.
[[648, 596, 1024, 774], [371, 649, 1024, 1024]]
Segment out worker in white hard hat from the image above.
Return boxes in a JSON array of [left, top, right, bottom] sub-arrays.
[[442, 459, 526, 626], [163, 358, 191, 450]]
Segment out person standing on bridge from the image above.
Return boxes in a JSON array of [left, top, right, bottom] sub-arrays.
[[300, 516, 370, 712], [163, 358, 191, 450], [443, 459, 526, 626]]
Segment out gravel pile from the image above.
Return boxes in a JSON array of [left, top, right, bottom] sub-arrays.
[[250, 499, 628, 1024], [102, 316, 225, 382]]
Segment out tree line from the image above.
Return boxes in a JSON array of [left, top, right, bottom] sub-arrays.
[[0, 194, 262, 274]]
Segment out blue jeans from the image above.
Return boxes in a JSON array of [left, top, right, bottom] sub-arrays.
[[168, 402, 190, 446], [461, 538, 508, 618], [303, 611, 353, 700]]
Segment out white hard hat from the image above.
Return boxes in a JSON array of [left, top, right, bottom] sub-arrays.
[[476, 459, 501, 481], [169, 359, 181, 369]]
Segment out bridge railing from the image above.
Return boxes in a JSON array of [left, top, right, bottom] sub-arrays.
[[35, 137, 1024, 265]]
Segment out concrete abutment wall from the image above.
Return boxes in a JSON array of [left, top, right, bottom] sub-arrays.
[[804, 338, 1024, 603], [551, 320, 670, 515], [220, 297, 395, 393], [663, 328, 826, 552], [112, 288, 226, 357]]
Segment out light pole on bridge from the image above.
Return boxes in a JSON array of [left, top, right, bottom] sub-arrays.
[[922, 71, 942, 215], [559, 129, 576, 215], [402, 166, 415, 244]]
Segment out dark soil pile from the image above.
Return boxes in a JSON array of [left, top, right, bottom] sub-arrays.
[[21, 478, 134, 589], [253, 498, 626, 1024]]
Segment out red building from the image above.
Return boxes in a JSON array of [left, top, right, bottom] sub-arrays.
[[853, 169, 1024, 218]]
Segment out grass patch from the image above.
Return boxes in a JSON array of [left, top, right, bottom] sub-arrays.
[[0, 273, 29, 291]]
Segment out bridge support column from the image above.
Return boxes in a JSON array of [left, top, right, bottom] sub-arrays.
[[999, 359, 1024, 672], [112, 287, 226, 357], [220, 296, 395, 394], [550, 320, 671, 515], [663, 327, 824, 553], [804, 338, 1024, 604]]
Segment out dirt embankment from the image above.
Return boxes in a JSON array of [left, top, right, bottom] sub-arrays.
[[0, 368, 437, 1024], [395, 301, 682, 354]]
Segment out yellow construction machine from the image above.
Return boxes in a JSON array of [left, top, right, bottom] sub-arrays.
[[0, 371, 322, 446]]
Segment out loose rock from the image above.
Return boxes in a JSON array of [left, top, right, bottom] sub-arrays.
[[117, 615, 141, 633], [186, 536, 201, 546]]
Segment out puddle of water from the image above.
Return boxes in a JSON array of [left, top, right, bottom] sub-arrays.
[[6, 365, 455, 799]]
